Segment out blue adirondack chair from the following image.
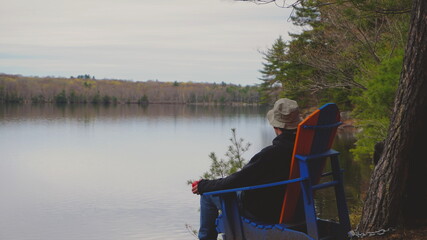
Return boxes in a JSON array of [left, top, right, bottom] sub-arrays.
[[203, 103, 351, 240]]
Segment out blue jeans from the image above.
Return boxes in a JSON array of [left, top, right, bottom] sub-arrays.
[[198, 194, 222, 240]]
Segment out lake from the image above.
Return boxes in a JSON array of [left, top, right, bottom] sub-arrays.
[[0, 104, 372, 240]]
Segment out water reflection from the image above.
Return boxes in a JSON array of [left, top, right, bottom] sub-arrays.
[[0, 104, 267, 122], [315, 129, 373, 222], [0, 104, 371, 239], [0, 104, 273, 240]]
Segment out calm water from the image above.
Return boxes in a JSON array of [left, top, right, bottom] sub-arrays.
[[0, 104, 371, 240]]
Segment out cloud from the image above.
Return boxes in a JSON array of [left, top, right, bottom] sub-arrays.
[[0, 0, 297, 85]]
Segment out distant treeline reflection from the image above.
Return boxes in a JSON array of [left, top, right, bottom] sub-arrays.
[[0, 74, 259, 105], [0, 103, 268, 122]]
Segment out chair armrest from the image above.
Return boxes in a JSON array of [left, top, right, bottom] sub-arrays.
[[294, 149, 339, 162], [203, 177, 306, 196]]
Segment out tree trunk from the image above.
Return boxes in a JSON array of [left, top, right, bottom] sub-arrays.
[[358, 0, 427, 232]]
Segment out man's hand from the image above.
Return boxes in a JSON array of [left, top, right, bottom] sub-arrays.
[[191, 180, 200, 195]]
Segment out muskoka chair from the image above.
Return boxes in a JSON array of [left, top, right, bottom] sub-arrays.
[[203, 103, 351, 240]]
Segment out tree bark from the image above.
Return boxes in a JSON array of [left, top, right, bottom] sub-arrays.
[[358, 0, 427, 232]]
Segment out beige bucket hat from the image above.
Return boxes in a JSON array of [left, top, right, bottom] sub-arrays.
[[267, 98, 302, 130]]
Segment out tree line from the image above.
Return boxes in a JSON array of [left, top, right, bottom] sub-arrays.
[[258, 0, 410, 161], [0, 74, 259, 105]]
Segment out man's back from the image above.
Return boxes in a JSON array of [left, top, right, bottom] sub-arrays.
[[240, 131, 295, 223]]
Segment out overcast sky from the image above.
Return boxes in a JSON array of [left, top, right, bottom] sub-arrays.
[[0, 0, 297, 85]]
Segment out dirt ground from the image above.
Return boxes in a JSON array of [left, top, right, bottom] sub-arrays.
[[362, 226, 427, 240]]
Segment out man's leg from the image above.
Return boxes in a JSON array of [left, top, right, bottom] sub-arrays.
[[198, 194, 221, 240]]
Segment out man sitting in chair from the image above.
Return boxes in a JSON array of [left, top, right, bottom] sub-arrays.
[[191, 98, 302, 240]]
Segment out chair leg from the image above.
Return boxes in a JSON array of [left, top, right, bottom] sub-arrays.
[[219, 194, 245, 240], [299, 161, 320, 240], [331, 155, 351, 237]]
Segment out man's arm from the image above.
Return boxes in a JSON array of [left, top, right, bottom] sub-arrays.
[[195, 148, 274, 194]]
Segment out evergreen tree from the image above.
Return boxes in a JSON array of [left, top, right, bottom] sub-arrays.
[[189, 128, 251, 181], [258, 36, 287, 104]]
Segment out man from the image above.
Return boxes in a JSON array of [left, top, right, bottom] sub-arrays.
[[191, 98, 302, 240]]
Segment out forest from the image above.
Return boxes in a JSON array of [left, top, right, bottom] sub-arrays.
[[257, 0, 410, 161], [257, 0, 427, 235], [0, 74, 259, 105]]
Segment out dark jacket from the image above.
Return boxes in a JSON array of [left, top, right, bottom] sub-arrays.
[[198, 131, 296, 223]]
